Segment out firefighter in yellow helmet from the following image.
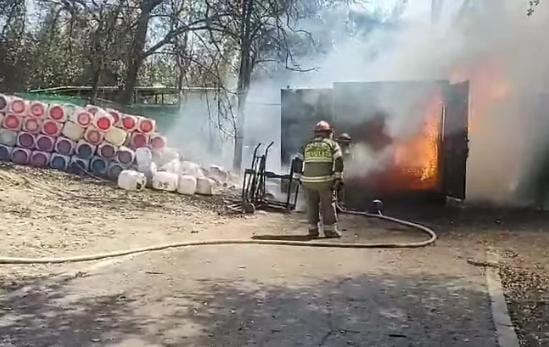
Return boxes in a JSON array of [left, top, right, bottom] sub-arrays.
[[299, 121, 344, 238]]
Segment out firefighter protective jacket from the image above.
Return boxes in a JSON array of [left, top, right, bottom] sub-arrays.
[[299, 136, 344, 184]]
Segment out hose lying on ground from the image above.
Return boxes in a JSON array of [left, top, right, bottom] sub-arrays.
[[0, 208, 437, 264]]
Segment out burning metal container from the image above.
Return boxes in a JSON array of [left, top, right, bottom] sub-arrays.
[[281, 80, 469, 207]]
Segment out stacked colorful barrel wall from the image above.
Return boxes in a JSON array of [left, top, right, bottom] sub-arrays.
[[0, 94, 167, 180]]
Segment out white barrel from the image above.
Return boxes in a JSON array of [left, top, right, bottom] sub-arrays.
[[62, 121, 85, 141], [159, 159, 181, 174], [137, 117, 156, 134], [50, 153, 70, 170], [29, 101, 47, 118], [121, 114, 138, 132], [8, 98, 27, 115], [0, 94, 8, 112], [177, 175, 197, 195], [11, 147, 31, 165], [0, 144, 13, 161], [47, 104, 66, 122], [152, 147, 179, 167], [35, 134, 55, 152], [2, 114, 22, 130], [23, 117, 43, 134], [30, 151, 51, 167], [69, 156, 89, 173], [118, 170, 146, 191], [196, 177, 215, 195], [54, 137, 75, 156], [135, 147, 152, 169], [105, 126, 127, 146], [93, 110, 114, 132], [180, 161, 204, 177], [42, 119, 62, 136], [152, 171, 178, 192], [17, 132, 36, 149], [84, 126, 104, 145], [0, 129, 17, 146], [75, 139, 96, 159], [97, 142, 117, 159]]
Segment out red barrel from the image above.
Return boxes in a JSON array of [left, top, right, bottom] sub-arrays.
[[75, 110, 93, 127], [150, 134, 167, 150], [29, 102, 47, 118], [42, 120, 62, 136], [3, 114, 22, 130], [121, 114, 138, 132], [130, 132, 149, 149], [93, 111, 114, 132], [137, 117, 155, 134], [48, 105, 66, 122]]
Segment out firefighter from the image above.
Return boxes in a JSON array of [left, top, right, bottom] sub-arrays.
[[337, 132, 352, 160], [336, 132, 352, 206], [299, 120, 344, 238]]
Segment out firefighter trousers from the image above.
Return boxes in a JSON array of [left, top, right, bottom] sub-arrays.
[[303, 183, 338, 231]]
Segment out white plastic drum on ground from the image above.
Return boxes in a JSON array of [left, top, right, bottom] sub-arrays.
[[30, 151, 51, 167], [135, 147, 152, 170], [177, 175, 197, 195], [50, 153, 70, 170], [62, 121, 85, 141], [35, 134, 55, 152], [17, 132, 36, 149], [0, 144, 13, 161], [118, 170, 146, 191], [11, 148, 31, 165], [152, 171, 178, 192], [196, 177, 215, 195], [0, 129, 17, 146], [23, 117, 42, 134], [55, 137, 76, 156]]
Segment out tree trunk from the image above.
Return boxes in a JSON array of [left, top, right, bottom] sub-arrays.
[[232, 0, 254, 171], [119, 0, 159, 104]]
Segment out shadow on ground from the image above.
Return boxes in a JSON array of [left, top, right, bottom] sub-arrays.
[[0, 271, 496, 346]]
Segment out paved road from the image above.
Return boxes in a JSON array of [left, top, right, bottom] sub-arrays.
[[0, 242, 497, 347]]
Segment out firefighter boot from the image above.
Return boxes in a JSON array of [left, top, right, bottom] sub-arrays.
[[324, 224, 342, 238]]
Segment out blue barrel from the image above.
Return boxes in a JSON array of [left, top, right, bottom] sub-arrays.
[[0, 144, 13, 161], [90, 156, 108, 176]]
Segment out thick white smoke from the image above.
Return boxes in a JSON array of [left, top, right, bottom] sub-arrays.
[[243, 0, 549, 205]]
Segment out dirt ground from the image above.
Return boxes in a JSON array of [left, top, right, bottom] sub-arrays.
[[0, 162, 548, 346]]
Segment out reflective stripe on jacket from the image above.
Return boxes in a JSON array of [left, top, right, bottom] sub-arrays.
[[301, 137, 343, 184]]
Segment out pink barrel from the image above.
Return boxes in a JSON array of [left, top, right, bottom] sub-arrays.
[[130, 132, 149, 149], [84, 127, 104, 145], [11, 148, 31, 164], [75, 110, 93, 127], [16, 132, 36, 149], [30, 151, 51, 167], [29, 102, 47, 118], [137, 117, 155, 134], [0, 94, 8, 112], [35, 134, 55, 152], [107, 109, 122, 126], [3, 114, 22, 130], [55, 137, 76, 156], [42, 120, 62, 136], [48, 104, 66, 122], [150, 134, 166, 150], [23, 117, 42, 134], [121, 114, 138, 132], [9, 98, 27, 115]]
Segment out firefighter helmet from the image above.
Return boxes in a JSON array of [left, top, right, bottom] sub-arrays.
[[338, 132, 352, 143], [314, 120, 332, 133]]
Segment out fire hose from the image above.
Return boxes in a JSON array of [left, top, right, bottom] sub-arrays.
[[0, 204, 436, 265]]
